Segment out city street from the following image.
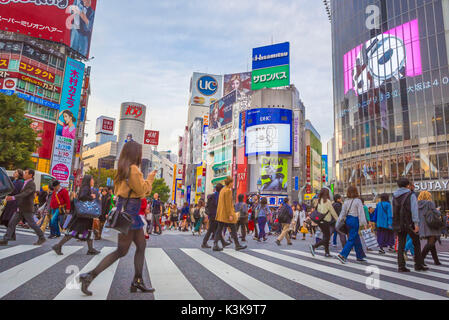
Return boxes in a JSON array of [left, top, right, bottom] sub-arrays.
[[1, 226, 448, 300]]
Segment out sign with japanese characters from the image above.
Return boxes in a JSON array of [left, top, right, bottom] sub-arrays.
[[0, 0, 97, 58], [19, 60, 55, 83], [51, 136, 75, 186], [50, 57, 84, 187], [251, 65, 290, 90], [252, 42, 290, 70]]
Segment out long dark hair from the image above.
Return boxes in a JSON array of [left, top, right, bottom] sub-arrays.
[[318, 188, 330, 204], [116, 141, 142, 184], [62, 110, 76, 125], [81, 175, 92, 190]]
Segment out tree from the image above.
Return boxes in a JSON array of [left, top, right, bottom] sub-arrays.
[[0, 94, 40, 170], [150, 178, 171, 203], [85, 167, 117, 188]]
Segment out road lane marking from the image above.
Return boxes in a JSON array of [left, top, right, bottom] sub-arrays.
[[182, 249, 293, 300], [222, 249, 378, 300], [146, 248, 203, 300], [0, 245, 38, 260]]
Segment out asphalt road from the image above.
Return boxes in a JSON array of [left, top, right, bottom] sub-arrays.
[[0, 226, 448, 300]]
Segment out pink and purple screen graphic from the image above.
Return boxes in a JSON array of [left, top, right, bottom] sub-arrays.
[[344, 19, 422, 95]]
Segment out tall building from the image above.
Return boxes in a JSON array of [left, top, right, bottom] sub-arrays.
[[0, 1, 98, 189], [331, 0, 449, 210]]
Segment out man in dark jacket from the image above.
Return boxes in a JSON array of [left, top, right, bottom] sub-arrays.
[[0, 169, 46, 246], [201, 183, 230, 248], [275, 198, 293, 246], [330, 194, 347, 247], [393, 178, 427, 272]]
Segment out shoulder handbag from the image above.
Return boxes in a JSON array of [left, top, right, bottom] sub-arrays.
[[55, 192, 67, 215], [106, 183, 133, 235], [336, 200, 354, 234], [310, 202, 329, 224], [74, 198, 101, 219]]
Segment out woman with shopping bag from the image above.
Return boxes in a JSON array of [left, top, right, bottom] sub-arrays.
[[335, 186, 369, 264], [78, 141, 157, 296]]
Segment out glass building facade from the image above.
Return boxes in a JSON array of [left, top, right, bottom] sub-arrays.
[[331, 0, 449, 211]]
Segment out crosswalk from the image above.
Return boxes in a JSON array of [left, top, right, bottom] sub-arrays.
[[0, 244, 448, 300]]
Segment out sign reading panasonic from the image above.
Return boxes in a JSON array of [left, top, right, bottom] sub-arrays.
[[414, 180, 449, 192]]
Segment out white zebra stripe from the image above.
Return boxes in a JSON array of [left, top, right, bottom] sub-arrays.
[[146, 248, 203, 300]]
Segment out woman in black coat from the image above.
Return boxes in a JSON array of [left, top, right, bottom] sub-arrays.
[[52, 175, 100, 256], [1, 170, 24, 240]]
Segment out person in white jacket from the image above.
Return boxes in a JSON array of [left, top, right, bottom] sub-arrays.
[[335, 186, 369, 264]]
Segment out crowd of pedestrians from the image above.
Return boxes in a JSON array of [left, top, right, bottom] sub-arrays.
[[1, 140, 449, 297]]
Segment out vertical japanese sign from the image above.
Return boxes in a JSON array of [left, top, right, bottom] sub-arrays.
[[51, 57, 85, 187], [306, 146, 311, 194], [293, 110, 300, 167], [322, 155, 328, 184]]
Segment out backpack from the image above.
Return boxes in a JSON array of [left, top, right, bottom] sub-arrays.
[[310, 201, 329, 224], [277, 206, 290, 224], [424, 206, 445, 229], [205, 193, 218, 217], [193, 208, 201, 220]]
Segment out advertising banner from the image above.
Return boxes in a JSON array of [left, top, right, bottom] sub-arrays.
[[51, 136, 74, 184], [51, 57, 85, 187], [236, 147, 248, 197], [224, 72, 251, 97], [56, 57, 85, 138], [190, 72, 223, 107], [306, 146, 311, 194], [0, 0, 98, 58], [209, 90, 236, 130], [251, 64, 290, 90], [190, 118, 203, 165], [293, 110, 300, 167], [344, 19, 422, 96], [95, 116, 115, 135], [252, 42, 290, 70], [144, 130, 160, 146], [27, 116, 55, 160], [322, 155, 328, 184], [260, 157, 288, 192], [202, 115, 209, 162], [245, 108, 292, 156]]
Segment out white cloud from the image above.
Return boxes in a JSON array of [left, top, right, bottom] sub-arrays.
[[85, 0, 334, 152]]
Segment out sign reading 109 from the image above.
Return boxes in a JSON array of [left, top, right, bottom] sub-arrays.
[[197, 75, 218, 96]]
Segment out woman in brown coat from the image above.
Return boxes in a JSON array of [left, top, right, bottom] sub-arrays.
[[213, 177, 247, 252]]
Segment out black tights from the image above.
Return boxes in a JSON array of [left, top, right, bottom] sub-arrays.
[[57, 235, 94, 251], [90, 229, 146, 279], [421, 236, 441, 264]]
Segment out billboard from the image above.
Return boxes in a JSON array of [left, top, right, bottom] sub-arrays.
[[190, 118, 203, 165], [322, 155, 328, 184], [224, 72, 251, 97], [209, 90, 236, 130], [293, 110, 300, 167], [27, 116, 55, 160], [251, 64, 290, 90], [190, 72, 223, 107], [0, 0, 98, 58], [56, 57, 85, 138], [144, 130, 159, 146], [95, 116, 115, 135], [344, 19, 422, 96], [51, 57, 85, 187], [260, 157, 288, 192], [252, 42, 290, 70], [245, 108, 292, 156]]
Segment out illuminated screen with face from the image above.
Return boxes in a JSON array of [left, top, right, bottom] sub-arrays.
[[344, 19, 422, 95]]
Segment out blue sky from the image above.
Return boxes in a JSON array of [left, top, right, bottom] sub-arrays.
[[85, 0, 333, 152]]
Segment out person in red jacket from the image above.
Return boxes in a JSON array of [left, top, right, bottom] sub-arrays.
[[49, 181, 70, 239]]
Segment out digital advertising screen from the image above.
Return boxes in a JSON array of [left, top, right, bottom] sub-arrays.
[[245, 108, 292, 156]]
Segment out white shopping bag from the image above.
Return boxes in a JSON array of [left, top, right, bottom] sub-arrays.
[[361, 229, 378, 250], [101, 225, 119, 243], [264, 223, 269, 234]]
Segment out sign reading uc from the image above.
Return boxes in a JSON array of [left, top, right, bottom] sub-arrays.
[[197, 75, 218, 96]]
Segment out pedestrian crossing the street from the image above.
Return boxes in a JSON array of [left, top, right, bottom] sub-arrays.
[[0, 244, 447, 300]]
